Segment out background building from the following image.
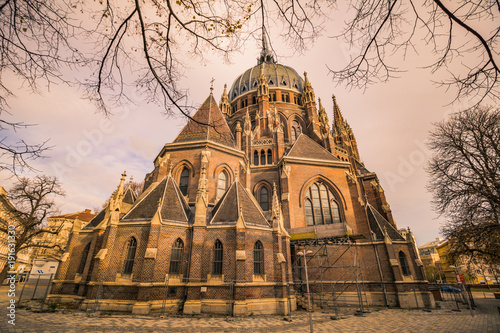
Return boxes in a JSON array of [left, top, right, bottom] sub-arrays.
[[419, 237, 446, 282], [32, 209, 95, 276], [435, 239, 499, 285]]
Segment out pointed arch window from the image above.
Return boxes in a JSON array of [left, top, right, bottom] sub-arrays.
[[179, 168, 189, 196], [305, 200, 314, 226], [254, 151, 259, 166], [399, 251, 410, 276], [259, 187, 269, 211], [304, 182, 341, 226], [77, 243, 91, 274], [169, 238, 184, 275], [260, 150, 266, 165], [217, 171, 228, 198], [123, 237, 137, 275], [291, 120, 301, 142], [254, 241, 264, 275], [213, 240, 223, 276], [267, 149, 272, 165]]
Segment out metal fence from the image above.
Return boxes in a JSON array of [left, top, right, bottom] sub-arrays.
[[16, 272, 477, 316], [44, 274, 295, 317], [17, 272, 55, 311]]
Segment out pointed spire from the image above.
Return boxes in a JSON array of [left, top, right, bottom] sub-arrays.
[[258, 27, 275, 64], [219, 83, 230, 116], [303, 72, 315, 104], [271, 182, 289, 236], [271, 182, 280, 220], [244, 107, 252, 135], [257, 62, 269, 97], [318, 98, 330, 133], [168, 161, 173, 176], [112, 171, 126, 203], [332, 94, 344, 127]]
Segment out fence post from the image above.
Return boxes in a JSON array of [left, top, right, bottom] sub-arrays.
[[93, 281, 103, 313], [40, 274, 54, 312], [161, 276, 170, 316], [381, 284, 388, 307], [228, 280, 234, 318], [413, 287, 419, 309], [286, 283, 293, 321], [355, 271, 364, 313], [17, 270, 31, 304], [31, 274, 41, 300]]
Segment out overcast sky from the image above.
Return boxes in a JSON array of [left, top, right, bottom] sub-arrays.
[[1, 15, 489, 247]]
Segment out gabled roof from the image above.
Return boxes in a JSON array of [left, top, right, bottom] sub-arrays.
[[210, 181, 270, 228], [419, 238, 445, 249], [51, 210, 96, 222], [366, 204, 404, 241], [82, 209, 106, 230], [287, 134, 339, 162], [173, 93, 236, 148], [122, 187, 136, 205], [122, 175, 190, 223], [355, 160, 371, 175]]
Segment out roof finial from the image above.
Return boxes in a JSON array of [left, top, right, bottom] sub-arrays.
[[210, 77, 215, 94]]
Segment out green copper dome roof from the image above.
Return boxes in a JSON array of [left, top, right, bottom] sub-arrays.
[[228, 32, 305, 102], [228, 61, 304, 102]]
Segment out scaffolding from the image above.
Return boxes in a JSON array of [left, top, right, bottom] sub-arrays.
[[291, 235, 369, 315]]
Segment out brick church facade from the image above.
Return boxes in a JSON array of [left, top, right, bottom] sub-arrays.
[[50, 42, 434, 315]]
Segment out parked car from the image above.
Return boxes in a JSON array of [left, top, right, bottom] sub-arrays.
[[440, 285, 461, 293]]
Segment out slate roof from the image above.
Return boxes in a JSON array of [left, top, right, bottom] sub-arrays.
[[82, 209, 105, 230], [286, 134, 339, 162], [122, 175, 190, 223], [355, 160, 371, 175], [210, 181, 270, 228], [366, 204, 404, 241], [173, 94, 236, 148], [122, 187, 136, 205]]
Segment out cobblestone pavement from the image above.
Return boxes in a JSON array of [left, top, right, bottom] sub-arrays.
[[1, 286, 499, 333]]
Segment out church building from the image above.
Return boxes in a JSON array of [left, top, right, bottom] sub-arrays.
[[49, 40, 433, 315]]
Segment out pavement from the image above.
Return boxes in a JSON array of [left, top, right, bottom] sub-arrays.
[[0, 285, 499, 332]]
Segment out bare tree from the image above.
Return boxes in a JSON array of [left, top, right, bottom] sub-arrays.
[[0, 175, 65, 281], [331, 0, 500, 105], [129, 180, 144, 198], [2, 0, 497, 174], [427, 105, 500, 264]]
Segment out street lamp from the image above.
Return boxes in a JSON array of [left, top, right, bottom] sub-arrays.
[[298, 250, 314, 333]]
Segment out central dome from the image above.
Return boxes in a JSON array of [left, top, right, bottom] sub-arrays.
[[228, 61, 304, 102]]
